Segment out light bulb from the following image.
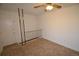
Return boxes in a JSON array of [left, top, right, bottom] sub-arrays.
[[46, 5, 53, 11]]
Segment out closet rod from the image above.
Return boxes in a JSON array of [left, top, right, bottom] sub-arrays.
[[22, 9, 26, 43], [18, 8, 23, 45]]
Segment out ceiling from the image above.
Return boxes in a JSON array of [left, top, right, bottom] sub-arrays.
[[0, 3, 79, 15]]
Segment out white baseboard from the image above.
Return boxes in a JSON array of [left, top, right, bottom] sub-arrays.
[[42, 37, 79, 53]]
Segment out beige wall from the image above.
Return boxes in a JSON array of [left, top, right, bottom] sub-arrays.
[[40, 5, 79, 51]]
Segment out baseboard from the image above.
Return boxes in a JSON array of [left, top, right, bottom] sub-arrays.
[[42, 38, 79, 54], [19, 37, 39, 45], [1, 37, 39, 48]]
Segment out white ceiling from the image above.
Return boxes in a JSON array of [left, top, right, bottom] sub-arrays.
[[0, 3, 79, 15]]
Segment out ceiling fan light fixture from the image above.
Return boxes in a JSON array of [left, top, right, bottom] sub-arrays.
[[46, 5, 53, 11]]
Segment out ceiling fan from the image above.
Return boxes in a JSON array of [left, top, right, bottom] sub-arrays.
[[33, 3, 62, 11]]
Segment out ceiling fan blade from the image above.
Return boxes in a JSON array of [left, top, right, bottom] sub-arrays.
[[53, 4, 62, 8], [33, 5, 45, 8], [46, 3, 52, 5]]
